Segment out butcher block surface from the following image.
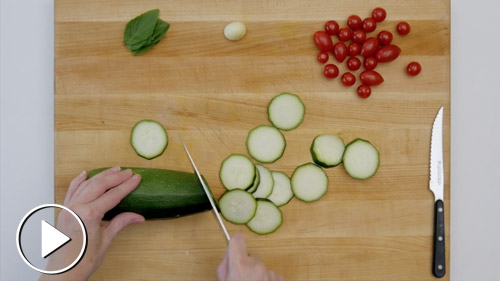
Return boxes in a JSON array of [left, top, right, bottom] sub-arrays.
[[55, 0, 450, 280]]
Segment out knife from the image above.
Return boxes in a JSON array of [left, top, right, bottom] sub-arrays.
[[429, 106, 445, 278], [178, 135, 231, 242]]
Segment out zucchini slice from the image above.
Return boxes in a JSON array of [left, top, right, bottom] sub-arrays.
[[291, 163, 328, 202], [267, 92, 305, 131], [342, 139, 380, 180], [130, 120, 168, 160], [220, 154, 256, 190], [219, 189, 257, 224], [246, 166, 261, 193], [267, 171, 293, 207], [246, 199, 283, 235], [310, 135, 345, 168], [252, 165, 274, 199], [246, 125, 286, 163]]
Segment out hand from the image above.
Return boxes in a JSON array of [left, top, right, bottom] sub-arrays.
[[217, 234, 285, 281], [40, 167, 144, 281]]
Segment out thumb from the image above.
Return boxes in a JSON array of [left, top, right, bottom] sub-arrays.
[[228, 234, 248, 265], [104, 212, 144, 247]]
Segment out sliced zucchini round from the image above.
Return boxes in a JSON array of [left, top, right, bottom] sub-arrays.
[[267, 171, 293, 207], [219, 189, 257, 224], [130, 119, 168, 160], [246, 166, 261, 193], [246, 125, 286, 163], [246, 199, 283, 235], [252, 165, 274, 199], [219, 154, 256, 190], [343, 139, 380, 180], [291, 163, 328, 202], [310, 135, 345, 168], [267, 92, 305, 131]]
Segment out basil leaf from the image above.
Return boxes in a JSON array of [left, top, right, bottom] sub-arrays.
[[124, 9, 159, 46], [132, 19, 170, 55]]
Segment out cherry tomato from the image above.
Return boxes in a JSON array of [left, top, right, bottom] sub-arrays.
[[333, 42, 348, 63], [341, 72, 356, 86], [347, 15, 363, 30], [338, 27, 352, 41], [313, 31, 334, 52], [347, 57, 361, 71], [396, 21, 411, 35], [360, 37, 379, 57], [377, 30, 393, 45], [352, 29, 366, 44], [324, 64, 339, 79], [317, 51, 329, 63], [407, 61, 422, 76], [363, 56, 378, 70], [372, 7, 387, 22], [375, 44, 401, 63], [324, 20, 340, 35], [360, 70, 384, 85], [348, 43, 361, 56], [362, 17, 377, 33], [357, 85, 372, 98]]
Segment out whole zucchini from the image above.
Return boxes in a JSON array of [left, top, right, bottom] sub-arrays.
[[88, 167, 212, 220]]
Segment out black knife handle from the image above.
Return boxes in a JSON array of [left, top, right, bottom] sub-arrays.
[[433, 199, 446, 278]]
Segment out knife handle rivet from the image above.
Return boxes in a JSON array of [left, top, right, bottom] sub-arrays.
[[438, 207, 443, 212], [438, 265, 443, 270], [438, 236, 443, 241]]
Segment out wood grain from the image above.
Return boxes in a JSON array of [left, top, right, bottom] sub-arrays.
[[55, 0, 450, 280]]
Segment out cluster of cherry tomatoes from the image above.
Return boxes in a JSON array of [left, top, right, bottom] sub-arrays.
[[313, 7, 421, 98]]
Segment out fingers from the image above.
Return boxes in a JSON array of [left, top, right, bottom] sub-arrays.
[[228, 234, 248, 266], [64, 171, 87, 205], [78, 169, 134, 203], [103, 212, 144, 249], [92, 174, 141, 213], [216, 251, 229, 281]]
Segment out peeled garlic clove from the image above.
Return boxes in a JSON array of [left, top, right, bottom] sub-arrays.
[[224, 22, 247, 41]]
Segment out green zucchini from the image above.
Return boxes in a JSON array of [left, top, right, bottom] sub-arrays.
[[88, 167, 212, 220]]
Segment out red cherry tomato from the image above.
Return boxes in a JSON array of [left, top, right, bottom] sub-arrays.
[[313, 31, 334, 52], [375, 44, 401, 63], [372, 7, 387, 22], [317, 51, 329, 63], [360, 70, 384, 86], [407, 61, 422, 76], [333, 42, 348, 63], [352, 29, 366, 44], [348, 43, 361, 56], [363, 56, 378, 70], [325, 20, 340, 35], [338, 27, 352, 41], [360, 37, 379, 57], [341, 72, 356, 86], [347, 57, 361, 71], [377, 30, 393, 45], [362, 17, 377, 33], [347, 15, 363, 30], [324, 64, 339, 79], [357, 85, 372, 98], [396, 21, 411, 35]]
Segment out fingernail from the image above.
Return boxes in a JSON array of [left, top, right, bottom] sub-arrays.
[[112, 166, 121, 172], [132, 174, 141, 180], [79, 170, 86, 177], [133, 217, 145, 224]]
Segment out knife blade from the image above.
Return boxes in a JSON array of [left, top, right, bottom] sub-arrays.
[[178, 135, 231, 242], [429, 106, 445, 278]]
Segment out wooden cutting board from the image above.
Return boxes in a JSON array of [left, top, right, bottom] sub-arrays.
[[55, 0, 450, 280]]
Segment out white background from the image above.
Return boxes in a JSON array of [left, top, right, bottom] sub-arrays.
[[1, 0, 499, 280]]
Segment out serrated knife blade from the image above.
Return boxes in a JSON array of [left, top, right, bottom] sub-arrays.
[[429, 106, 445, 278]]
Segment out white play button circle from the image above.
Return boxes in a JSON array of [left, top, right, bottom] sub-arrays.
[[41, 220, 71, 258], [16, 204, 87, 275]]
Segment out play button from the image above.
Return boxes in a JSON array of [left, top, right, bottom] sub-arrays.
[[17, 204, 87, 275], [41, 220, 71, 258]]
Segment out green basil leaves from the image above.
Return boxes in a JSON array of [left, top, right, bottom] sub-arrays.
[[124, 9, 170, 55]]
